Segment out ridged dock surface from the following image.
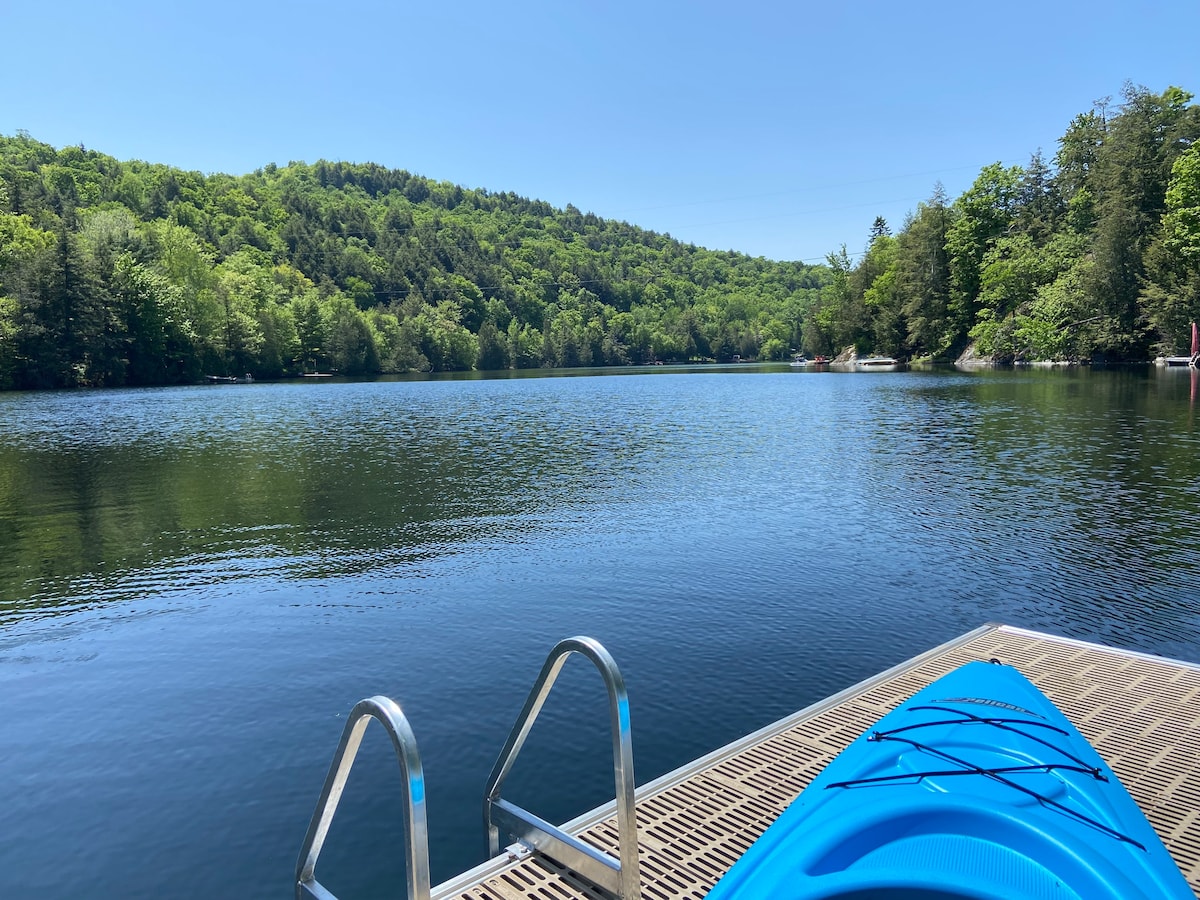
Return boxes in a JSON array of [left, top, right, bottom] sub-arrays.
[[433, 624, 1200, 900]]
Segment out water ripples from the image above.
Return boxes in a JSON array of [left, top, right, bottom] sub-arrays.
[[5, 370, 1200, 651], [4, 367, 1200, 898]]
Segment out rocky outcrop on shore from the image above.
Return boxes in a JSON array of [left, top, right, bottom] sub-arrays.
[[954, 342, 997, 369]]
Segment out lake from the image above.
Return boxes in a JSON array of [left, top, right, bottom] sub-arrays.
[[2, 364, 1200, 899]]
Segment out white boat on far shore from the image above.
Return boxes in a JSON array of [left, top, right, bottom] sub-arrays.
[[789, 354, 832, 368], [855, 356, 904, 371]]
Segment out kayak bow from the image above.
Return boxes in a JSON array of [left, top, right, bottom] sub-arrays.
[[706, 660, 1192, 899]]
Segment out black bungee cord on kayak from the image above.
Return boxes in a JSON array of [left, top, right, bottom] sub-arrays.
[[884, 704, 1105, 778], [824, 704, 1144, 850]]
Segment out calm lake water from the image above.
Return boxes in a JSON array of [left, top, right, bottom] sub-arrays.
[[2, 364, 1200, 899]]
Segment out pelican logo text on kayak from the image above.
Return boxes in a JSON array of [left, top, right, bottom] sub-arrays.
[[934, 696, 1045, 717]]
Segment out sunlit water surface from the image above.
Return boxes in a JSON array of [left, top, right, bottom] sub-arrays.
[[2, 365, 1199, 898]]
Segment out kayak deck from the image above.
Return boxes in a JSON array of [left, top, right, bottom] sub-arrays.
[[434, 624, 1200, 900]]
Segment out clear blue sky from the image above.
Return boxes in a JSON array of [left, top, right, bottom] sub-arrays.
[[3, 0, 1198, 263]]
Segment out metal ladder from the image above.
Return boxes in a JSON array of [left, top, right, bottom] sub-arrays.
[[295, 695, 431, 900], [295, 636, 641, 900], [485, 636, 641, 900]]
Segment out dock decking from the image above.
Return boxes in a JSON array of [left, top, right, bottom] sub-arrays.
[[433, 624, 1200, 900]]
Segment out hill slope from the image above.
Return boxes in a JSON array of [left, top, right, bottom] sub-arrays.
[[0, 134, 825, 388], [4, 82, 1199, 390]]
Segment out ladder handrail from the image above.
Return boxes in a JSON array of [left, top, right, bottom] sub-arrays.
[[296, 696, 431, 900], [484, 636, 640, 900]]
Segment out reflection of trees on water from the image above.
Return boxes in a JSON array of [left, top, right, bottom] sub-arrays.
[[882, 368, 1200, 650], [4, 369, 1200, 655], [0, 380, 663, 623]]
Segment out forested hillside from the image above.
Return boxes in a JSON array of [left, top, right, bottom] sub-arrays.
[[818, 84, 1200, 364], [0, 134, 824, 389], [1, 82, 1198, 389]]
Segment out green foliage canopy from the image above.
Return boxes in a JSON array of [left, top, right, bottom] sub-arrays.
[[3, 83, 1200, 389], [0, 133, 824, 387]]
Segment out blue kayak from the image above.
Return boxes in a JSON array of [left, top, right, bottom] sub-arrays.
[[706, 660, 1192, 899]]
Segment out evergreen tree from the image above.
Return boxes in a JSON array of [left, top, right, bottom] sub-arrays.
[[898, 185, 955, 357]]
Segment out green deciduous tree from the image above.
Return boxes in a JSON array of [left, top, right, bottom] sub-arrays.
[[1142, 140, 1200, 351], [946, 164, 1022, 343], [111, 253, 197, 383]]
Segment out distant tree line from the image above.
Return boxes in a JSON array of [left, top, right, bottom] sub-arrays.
[[0, 135, 823, 389], [808, 83, 1200, 363], [1, 81, 1198, 389]]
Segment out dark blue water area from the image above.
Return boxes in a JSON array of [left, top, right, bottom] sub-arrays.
[[2, 365, 1200, 898]]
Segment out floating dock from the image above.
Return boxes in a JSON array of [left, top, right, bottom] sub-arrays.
[[431, 624, 1200, 900]]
